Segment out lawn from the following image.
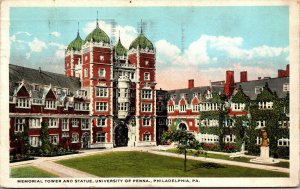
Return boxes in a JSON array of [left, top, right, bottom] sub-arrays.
[[166, 149, 289, 168], [56, 151, 288, 177], [11, 166, 58, 178]]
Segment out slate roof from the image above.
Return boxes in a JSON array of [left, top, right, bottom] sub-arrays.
[[9, 64, 81, 97], [236, 77, 289, 100], [167, 86, 224, 104], [166, 77, 289, 103]]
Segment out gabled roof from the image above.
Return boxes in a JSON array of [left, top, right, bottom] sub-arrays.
[[167, 86, 224, 104], [9, 64, 81, 96], [236, 77, 289, 100]]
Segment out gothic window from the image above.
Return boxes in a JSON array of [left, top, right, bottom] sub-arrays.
[[15, 118, 25, 132], [48, 118, 58, 128], [141, 90, 152, 99], [45, 100, 56, 109], [72, 133, 79, 143], [96, 133, 106, 143], [258, 102, 273, 109], [168, 105, 174, 112], [29, 136, 39, 147], [192, 104, 199, 112], [49, 135, 59, 145], [180, 105, 186, 112], [16, 98, 30, 108], [143, 133, 151, 141], [97, 117, 106, 127], [118, 102, 128, 111], [142, 118, 151, 126], [96, 102, 108, 111], [96, 87, 108, 97], [62, 119, 69, 131], [141, 103, 152, 112], [29, 118, 41, 128], [278, 138, 289, 146], [81, 119, 90, 130], [72, 118, 79, 127]]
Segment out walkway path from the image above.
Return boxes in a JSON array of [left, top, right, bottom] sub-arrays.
[[148, 150, 289, 173], [10, 146, 289, 177]]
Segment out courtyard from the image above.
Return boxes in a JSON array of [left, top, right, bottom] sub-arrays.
[[10, 147, 289, 178]]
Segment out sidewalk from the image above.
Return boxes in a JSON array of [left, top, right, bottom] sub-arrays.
[[149, 150, 289, 173]]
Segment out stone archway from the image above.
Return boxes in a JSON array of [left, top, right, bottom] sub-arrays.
[[114, 123, 128, 147], [178, 122, 187, 131]]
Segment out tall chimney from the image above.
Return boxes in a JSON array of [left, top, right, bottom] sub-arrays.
[[224, 70, 235, 97], [188, 79, 194, 89], [278, 70, 285, 78], [240, 71, 247, 82], [286, 64, 289, 77]]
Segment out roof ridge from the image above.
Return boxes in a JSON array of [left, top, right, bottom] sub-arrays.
[[9, 64, 69, 77]]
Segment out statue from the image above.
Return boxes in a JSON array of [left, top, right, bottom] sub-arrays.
[[261, 129, 269, 147]]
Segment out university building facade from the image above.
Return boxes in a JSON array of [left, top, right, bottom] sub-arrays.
[[9, 20, 290, 158], [9, 20, 157, 150]]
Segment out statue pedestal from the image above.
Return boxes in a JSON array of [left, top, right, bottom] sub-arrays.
[[250, 146, 279, 164]]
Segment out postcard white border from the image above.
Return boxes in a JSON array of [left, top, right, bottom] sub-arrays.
[[0, 0, 299, 187]]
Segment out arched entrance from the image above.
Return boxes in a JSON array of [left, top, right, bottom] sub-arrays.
[[114, 123, 128, 147], [178, 123, 187, 130], [81, 132, 90, 149]]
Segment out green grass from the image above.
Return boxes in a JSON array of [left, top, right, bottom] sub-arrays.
[[56, 151, 288, 177], [166, 149, 289, 168], [11, 166, 58, 178]]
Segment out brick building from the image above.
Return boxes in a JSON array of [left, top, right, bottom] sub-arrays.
[[9, 20, 157, 150]]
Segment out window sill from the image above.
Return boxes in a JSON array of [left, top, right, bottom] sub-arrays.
[[16, 107, 31, 109]]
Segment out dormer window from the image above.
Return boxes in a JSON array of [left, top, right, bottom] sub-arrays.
[[56, 88, 61, 95], [62, 88, 69, 95], [255, 86, 263, 94], [283, 83, 289, 92], [231, 103, 246, 111], [33, 84, 39, 91], [180, 104, 186, 112], [258, 101, 273, 109], [16, 98, 30, 108], [45, 100, 56, 109], [168, 105, 174, 112]]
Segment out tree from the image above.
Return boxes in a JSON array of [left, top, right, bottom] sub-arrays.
[[161, 124, 202, 172], [40, 120, 51, 155]]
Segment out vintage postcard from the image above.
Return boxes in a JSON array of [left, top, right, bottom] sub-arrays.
[[0, 0, 299, 187]]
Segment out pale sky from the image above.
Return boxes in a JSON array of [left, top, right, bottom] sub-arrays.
[[10, 6, 289, 90]]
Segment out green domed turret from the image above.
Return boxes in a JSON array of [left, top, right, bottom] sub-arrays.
[[84, 22, 110, 44], [129, 33, 154, 50], [114, 38, 127, 57], [67, 32, 83, 51]]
